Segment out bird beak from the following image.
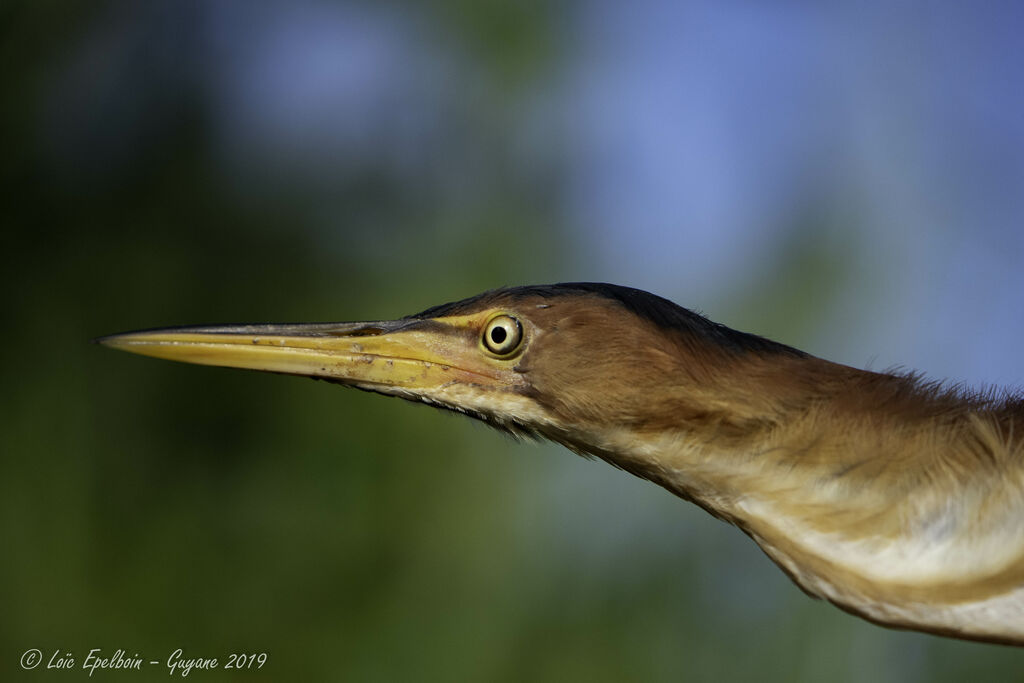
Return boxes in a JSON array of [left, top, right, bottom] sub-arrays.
[[96, 318, 512, 392]]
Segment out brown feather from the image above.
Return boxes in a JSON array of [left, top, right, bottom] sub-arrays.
[[413, 284, 1024, 644]]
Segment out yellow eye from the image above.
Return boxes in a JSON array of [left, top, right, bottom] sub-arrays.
[[482, 315, 523, 356]]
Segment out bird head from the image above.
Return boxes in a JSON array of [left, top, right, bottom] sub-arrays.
[[99, 283, 808, 465]]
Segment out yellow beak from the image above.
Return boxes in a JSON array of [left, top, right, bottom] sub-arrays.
[[96, 318, 510, 392]]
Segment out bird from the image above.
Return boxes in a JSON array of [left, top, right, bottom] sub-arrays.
[[98, 282, 1024, 646]]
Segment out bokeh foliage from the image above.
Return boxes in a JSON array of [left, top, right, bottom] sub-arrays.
[[3, 1, 1022, 681]]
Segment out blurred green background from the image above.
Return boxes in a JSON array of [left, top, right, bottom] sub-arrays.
[[4, 1, 1024, 680]]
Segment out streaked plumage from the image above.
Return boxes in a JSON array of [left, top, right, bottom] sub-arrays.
[[99, 283, 1024, 645]]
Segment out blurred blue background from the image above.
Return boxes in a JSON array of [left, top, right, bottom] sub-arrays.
[[4, 0, 1024, 680]]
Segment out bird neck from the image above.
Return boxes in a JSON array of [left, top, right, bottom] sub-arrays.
[[563, 354, 1024, 642]]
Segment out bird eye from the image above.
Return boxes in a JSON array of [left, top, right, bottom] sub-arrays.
[[482, 315, 523, 356]]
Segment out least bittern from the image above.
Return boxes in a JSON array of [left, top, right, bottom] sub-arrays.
[[99, 283, 1024, 645]]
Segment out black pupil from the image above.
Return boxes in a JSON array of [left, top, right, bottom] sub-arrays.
[[490, 326, 508, 345]]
